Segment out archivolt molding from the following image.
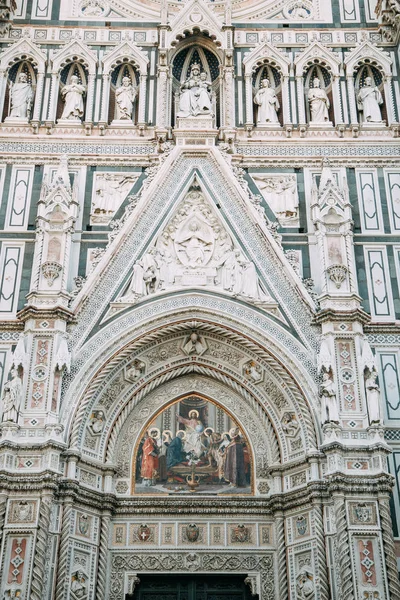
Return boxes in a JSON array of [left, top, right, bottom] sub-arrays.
[[344, 40, 392, 77], [0, 38, 47, 73], [69, 148, 318, 353], [51, 39, 98, 75], [64, 305, 319, 445], [113, 374, 277, 484], [102, 41, 149, 75], [294, 40, 341, 77], [169, 36, 224, 67]]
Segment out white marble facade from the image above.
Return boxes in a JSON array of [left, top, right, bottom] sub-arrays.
[[0, 1, 399, 600]]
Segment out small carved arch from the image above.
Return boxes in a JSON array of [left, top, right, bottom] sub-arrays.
[[2, 60, 36, 122], [102, 41, 149, 76], [51, 40, 97, 76], [108, 62, 139, 124], [294, 42, 341, 78], [252, 64, 283, 126], [56, 62, 88, 122], [304, 65, 334, 124], [0, 40, 46, 74], [354, 64, 387, 124]]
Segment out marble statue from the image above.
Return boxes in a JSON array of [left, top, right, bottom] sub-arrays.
[[115, 76, 137, 121], [60, 75, 86, 121], [1, 368, 23, 424], [365, 369, 382, 425], [254, 79, 280, 124], [8, 73, 33, 120], [177, 63, 213, 118], [308, 77, 330, 123], [320, 370, 339, 424], [357, 77, 383, 123]]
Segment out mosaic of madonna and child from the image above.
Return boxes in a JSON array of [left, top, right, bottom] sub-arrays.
[[134, 396, 252, 494]]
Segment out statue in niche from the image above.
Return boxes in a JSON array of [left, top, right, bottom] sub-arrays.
[[357, 76, 383, 123], [254, 78, 280, 124], [307, 77, 330, 123], [296, 567, 315, 599], [71, 570, 88, 600], [177, 63, 213, 118], [182, 332, 208, 356], [115, 76, 137, 121], [8, 73, 33, 120], [365, 368, 382, 425], [1, 368, 23, 424], [60, 75, 86, 121], [320, 370, 339, 424]]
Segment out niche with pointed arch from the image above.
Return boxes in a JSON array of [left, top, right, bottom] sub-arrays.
[[133, 395, 253, 495]]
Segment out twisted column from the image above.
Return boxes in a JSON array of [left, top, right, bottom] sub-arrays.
[[334, 495, 354, 600], [95, 511, 111, 600], [30, 495, 52, 600], [378, 497, 400, 600], [275, 515, 288, 599], [55, 500, 73, 600], [313, 502, 330, 600], [0, 493, 7, 547]]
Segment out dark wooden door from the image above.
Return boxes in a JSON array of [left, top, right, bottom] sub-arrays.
[[128, 574, 256, 600]]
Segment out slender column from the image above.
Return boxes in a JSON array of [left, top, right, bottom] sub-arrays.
[[244, 73, 253, 126], [99, 73, 110, 124], [85, 73, 96, 123], [55, 499, 73, 600], [32, 71, 45, 122], [282, 75, 291, 125], [138, 72, 147, 126], [312, 501, 330, 600], [378, 496, 400, 599], [30, 494, 53, 600], [296, 75, 306, 124], [95, 510, 111, 600], [332, 74, 343, 125], [48, 72, 59, 121], [0, 69, 7, 119], [346, 75, 358, 125], [333, 494, 355, 600], [383, 76, 396, 125], [156, 66, 169, 129], [223, 66, 235, 128], [275, 514, 288, 599], [0, 493, 7, 548]]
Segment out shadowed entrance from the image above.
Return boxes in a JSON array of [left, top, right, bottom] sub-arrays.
[[127, 574, 258, 600]]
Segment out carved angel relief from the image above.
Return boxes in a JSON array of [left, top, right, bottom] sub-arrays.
[[114, 180, 275, 311], [251, 174, 299, 227]]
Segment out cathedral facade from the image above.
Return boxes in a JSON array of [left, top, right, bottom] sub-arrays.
[[0, 0, 399, 599]]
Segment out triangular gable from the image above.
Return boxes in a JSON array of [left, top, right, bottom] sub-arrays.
[[70, 147, 317, 352], [344, 40, 392, 76], [51, 39, 98, 74], [294, 41, 341, 77], [167, 0, 225, 47], [102, 41, 149, 75], [243, 39, 290, 76], [0, 37, 46, 72]]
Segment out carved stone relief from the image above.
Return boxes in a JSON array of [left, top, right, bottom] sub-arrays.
[[251, 174, 299, 226], [90, 173, 138, 224]]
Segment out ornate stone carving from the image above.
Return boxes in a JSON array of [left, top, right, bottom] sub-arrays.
[[252, 174, 299, 226], [41, 261, 62, 286], [70, 570, 88, 600], [326, 264, 348, 289], [364, 368, 382, 425], [115, 77, 138, 122], [319, 369, 339, 424], [88, 410, 105, 435], [182, 332, 207, 356], [296, 566, 315, 599], [91, 173, 137, 224], [116, 181, 274, 308], [281, 412, 299, 437], [125, 360, 146, 382]]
